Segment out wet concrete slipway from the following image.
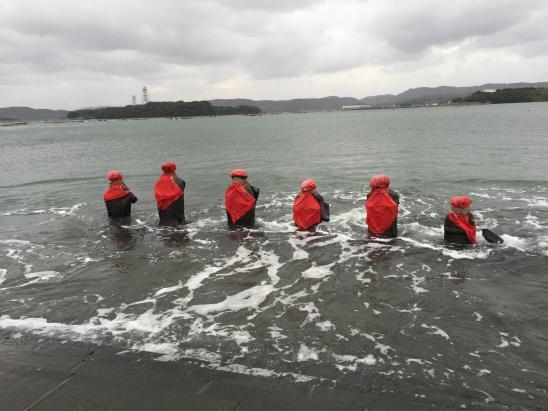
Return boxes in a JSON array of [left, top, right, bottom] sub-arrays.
[[0, 330, 434, 410], [1, 105, 548, 410]]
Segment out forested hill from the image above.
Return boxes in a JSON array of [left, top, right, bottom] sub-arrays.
[[0, 107, 68, 121], [462, 87, 548, 104], [67, 101, 261, 119], [210, 82, 548, 112]]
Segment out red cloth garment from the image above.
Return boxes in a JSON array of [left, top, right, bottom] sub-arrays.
[[300, 179, 317, 192], [230, 169, 248, 178], [225, 183, 256, 224], [447, 212, 477, 243], [365, 188, 398, 235], [154, 174, 183, 209], [450, 196, 473, 209], [104, 184, 130, 201], [370, 175, 390, 188], [161, 162, 177, 173], [293, 192, 321, 230], [107, 170, 123, 181]]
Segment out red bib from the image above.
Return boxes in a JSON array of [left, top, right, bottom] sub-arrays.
[[104, 184, 131, 201], [225, 183, 256, 224], [365, 188, 398, 235], [154, 174, 183, 209], [293, 192, 321, 230], [448, 212, 477, 243]]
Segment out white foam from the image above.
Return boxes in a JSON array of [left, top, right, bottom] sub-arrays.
[[185, 318, 253, 346], [49, 203, 84, 216], [134, 342, 179, 356], [268, 327, 287, 340], [402, 236, 492, 259], [96, 308, 115, 317], [188, 250, 281, 315], [421, 324, 450, 340], [524, 214, 543, 229], [329, 206, 364, 227], [1, 209, 45, 216], [410, 274, 428, 294], [400, 237, 440, 251], [302, 263, 333, 280], [316, 320, 335, 331], [0, 239, 31, 245], [299, 302, 321, 325], [154, 245, 256, 302], [154, 281, 183, 297], [526, 198, 548, 207], [293, 249, 309, 260], [404, 222, 444, 237], [356, 267, 376, 285], [333, 353, 377, 366], [470, 192, 492, 199], [500, 235, 528, 252], [287, 236, 309, 260], [194, 239, 213, 245], [406, 358, 430, 365], [442, 248, 491, 260], [259, 219, 295, 233], [297, 344, 319, 362], [1, 270, 61, 291], [498, 339, 509, 348], [216, 363, 316, 383], [190, 284, 276, 315], [3, 204, 85, 217], [0, 269, 7, 285], [24, 271, 60, 281], [186, 266, 224, 292], [424, 369, 435, 378], [308, 236, 343, 249], [473, 312, 483, 322], [539, 236, 548, 256], [375, 343, 392, 355], [463, 384, 494, 403], [510, 336, 521, 347]]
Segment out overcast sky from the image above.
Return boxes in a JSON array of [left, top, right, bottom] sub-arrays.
[[1, 0, 548, 109]]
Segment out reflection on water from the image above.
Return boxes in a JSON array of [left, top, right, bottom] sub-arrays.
[[109, 224, 134, 250], [159, 230, 190, 248]]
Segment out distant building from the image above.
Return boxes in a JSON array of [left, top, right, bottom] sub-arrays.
[[481, 89, 497, 93], [341, 104, 372, 110]]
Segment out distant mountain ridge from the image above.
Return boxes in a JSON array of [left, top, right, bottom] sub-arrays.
[[0, 107, 68, 121], [2, 82, 548, 119], [210, 82, 548, 112]]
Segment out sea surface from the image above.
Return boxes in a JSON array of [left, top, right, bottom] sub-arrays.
[[1, 104, 547, 409]]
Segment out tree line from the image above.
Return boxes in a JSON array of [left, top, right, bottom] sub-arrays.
[[452, 87, 548, 104], [67, 101, 261, 119]]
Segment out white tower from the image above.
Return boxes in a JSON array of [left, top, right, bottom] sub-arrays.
[[142, 87, 149, 104]]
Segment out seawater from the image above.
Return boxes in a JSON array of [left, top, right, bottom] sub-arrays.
[[1, 103, 547, 409]]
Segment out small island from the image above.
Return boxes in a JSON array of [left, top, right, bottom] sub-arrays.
[[67, 100, 261, 120], [453, 87, 548, 104]]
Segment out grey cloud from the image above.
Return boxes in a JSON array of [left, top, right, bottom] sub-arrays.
[[1, 0, 548, 108], [374, 0, 548, 53], [210, 0, 320, 12]]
